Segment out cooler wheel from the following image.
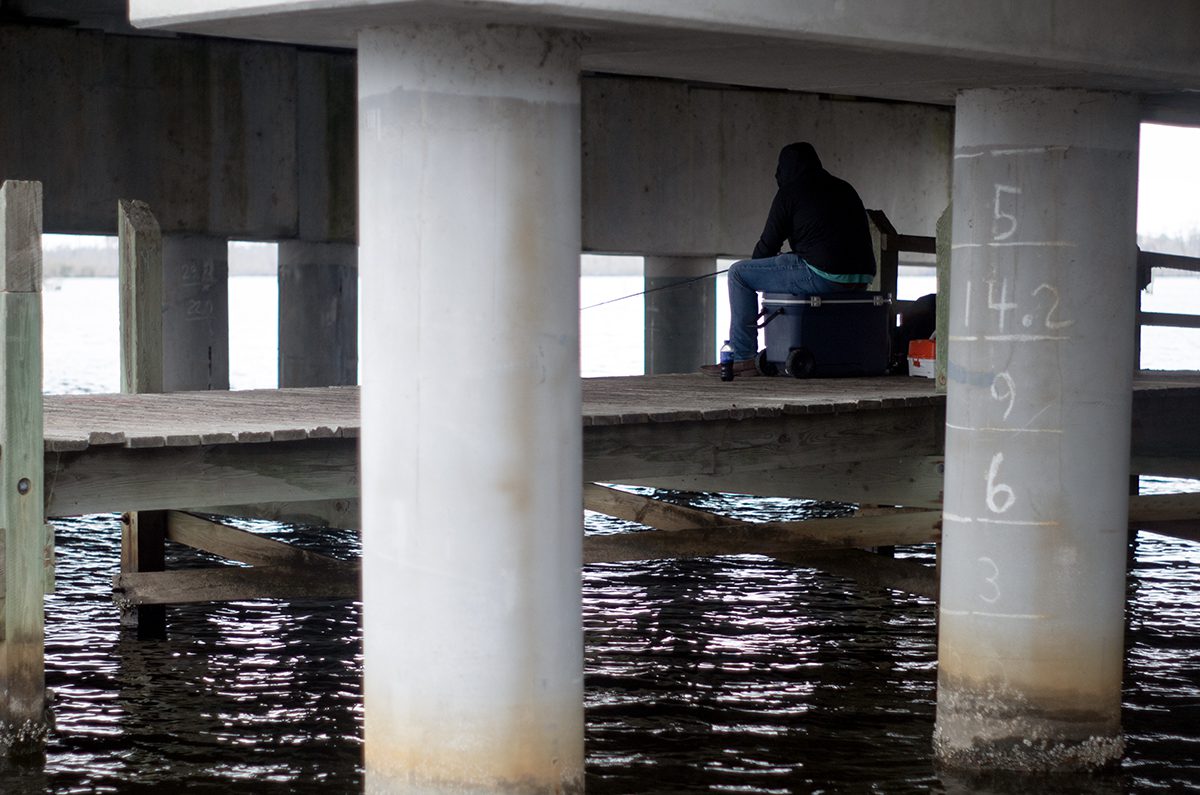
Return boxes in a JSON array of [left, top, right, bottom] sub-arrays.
[[785, 347, 815, 378]]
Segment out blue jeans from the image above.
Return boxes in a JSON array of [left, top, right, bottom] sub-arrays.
[[726, 252, 849, 359]]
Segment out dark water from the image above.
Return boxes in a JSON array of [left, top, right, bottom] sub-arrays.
[[2, 484, 1198, 793]]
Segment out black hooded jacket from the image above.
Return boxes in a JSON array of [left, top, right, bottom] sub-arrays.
[[750, 142, 876, 279]]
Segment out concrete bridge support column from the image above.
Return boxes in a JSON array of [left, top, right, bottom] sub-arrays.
[[278, 241, 358, 387], [935, 88, 1139, 771], [161, 235, 229, 391], [644, 255, 716, 373], [357, 23, 583, 794]]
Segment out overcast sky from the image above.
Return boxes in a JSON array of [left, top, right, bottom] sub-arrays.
[[1138, 123, 1200, 237]]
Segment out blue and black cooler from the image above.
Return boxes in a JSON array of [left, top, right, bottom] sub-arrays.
[[755, 291, 891, 377]]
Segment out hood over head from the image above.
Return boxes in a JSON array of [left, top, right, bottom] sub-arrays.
[[775, 142, 822, 187]]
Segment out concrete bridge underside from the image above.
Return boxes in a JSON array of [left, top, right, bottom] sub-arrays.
[[127, 0, 1200, 789], [2, 0, 1199, 790]]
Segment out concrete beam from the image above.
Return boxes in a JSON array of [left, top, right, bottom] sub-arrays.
[[296, 50, 358, 242], [582, 77, 952, 256], [4, 0, 133, 34], [0, 24, 354, 241], [2, 20, 959, 255], [129, 1, 1200, 111]]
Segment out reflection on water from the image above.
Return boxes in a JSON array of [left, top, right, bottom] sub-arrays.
[[14, 275, 1200, 790], [582, 488, 1200, 794], [0, 487, 1193, 792], [17, 516, 363, 794]]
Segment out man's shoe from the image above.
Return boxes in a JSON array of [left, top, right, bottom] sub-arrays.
[[699, 357, 760, 377]]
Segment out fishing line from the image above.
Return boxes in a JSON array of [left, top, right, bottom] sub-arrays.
[[581, 268, 729, 311]]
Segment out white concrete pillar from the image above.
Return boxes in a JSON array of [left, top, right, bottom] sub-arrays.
[[162, 234, 228, 391], [357, 23, 583, 794], [936, 89, 1140, 771], [278, 240, 358, 387], [643, 255, 716, 373]]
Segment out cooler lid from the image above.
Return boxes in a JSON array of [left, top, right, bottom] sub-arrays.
[[762, 291, 889, 306]]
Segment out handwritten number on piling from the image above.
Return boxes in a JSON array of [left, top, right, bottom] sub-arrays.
[[181, 260, 216, 288], [990, 372, 1016, 421], [965, 280, 1073, 333], [986, 452, 1015, 514], [977, 557, 1001, 604], [1034, 283, 1073, 329], [992, 185, 1021, 241], [186, 299, 213, 319], [987, 279, 1017, 332]]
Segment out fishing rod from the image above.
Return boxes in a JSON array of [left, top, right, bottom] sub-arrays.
[[581, 267, 730, 311]]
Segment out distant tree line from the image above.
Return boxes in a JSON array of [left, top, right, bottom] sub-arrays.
[[1139, 230, 1200, 258], [39, 231, 1200, 279], [43, 243, 119, 278], [43, 241, 279, 278]]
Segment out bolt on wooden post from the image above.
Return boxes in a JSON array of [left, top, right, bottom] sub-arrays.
[[117, 199, 168, 638], [0, 180, 50, 750]]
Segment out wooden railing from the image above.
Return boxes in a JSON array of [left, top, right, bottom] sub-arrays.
[[1138, 250, 1200, 330], [865, 210, 936, 304], [868, 207, 1200, 387]]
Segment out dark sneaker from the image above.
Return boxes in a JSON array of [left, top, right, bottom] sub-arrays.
[[699, 357, 760, 377]]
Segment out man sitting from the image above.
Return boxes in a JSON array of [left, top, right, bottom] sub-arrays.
[[704, 141, 876, 376]]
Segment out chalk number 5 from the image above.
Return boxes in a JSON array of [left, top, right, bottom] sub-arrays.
[[993, 185, 1021, 241]]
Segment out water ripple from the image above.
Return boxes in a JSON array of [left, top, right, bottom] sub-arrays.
[[0, 483, 1194, 792]]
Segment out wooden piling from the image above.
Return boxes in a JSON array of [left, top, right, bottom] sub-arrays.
[[0, 180, 49, 749], [117, 200, 167, 637], [119, 200, 163, 395], [934, 203, 951, 392], [866, 209, 899, 302]]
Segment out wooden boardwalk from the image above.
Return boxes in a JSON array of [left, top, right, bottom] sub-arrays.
[[584, 371, 1200, 504], [45, 386, 360, 451], [582, 373, 943, 424], [44, 387, 360, 517], [38, 372, 1200, 518]]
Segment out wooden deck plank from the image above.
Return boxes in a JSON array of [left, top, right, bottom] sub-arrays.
[[26, 373, 1200, 517], [39, 371, 1195, 455], [43, 386, 362, 450]]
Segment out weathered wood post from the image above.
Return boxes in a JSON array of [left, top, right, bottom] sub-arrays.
[[0, 180, 49, 749], [935, 203, 951, 392], [866, 209, 899, 301], [1133, 248, 1152, 373], [117, 199, 167, 638]]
